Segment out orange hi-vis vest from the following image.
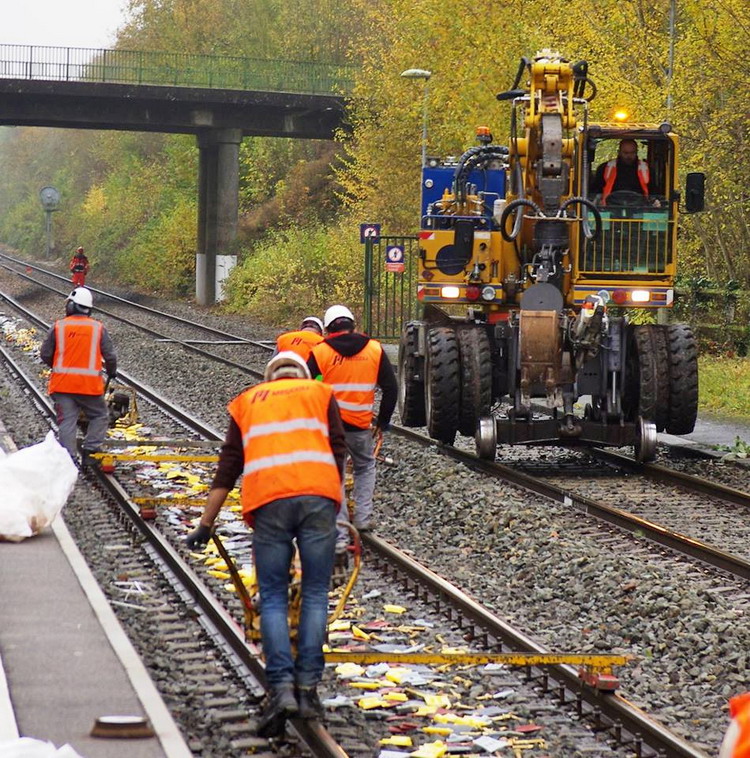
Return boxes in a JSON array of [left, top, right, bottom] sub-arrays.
[[311, 339, 382, 429], [228, 378, 341, 516], [721, 693, 750, 758], [276, 330, 323, 361], [602, 159, 650, 203], [48, 316, 105, 396]]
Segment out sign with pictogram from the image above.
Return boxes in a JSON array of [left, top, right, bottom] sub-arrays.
[[360, 223, 381, 244], [385, 244, 405, 273]]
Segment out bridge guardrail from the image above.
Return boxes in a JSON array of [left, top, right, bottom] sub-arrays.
[[0, 44, 354, 96]]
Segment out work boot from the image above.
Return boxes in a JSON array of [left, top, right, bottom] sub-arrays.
[[296, 686, 324, 720], [256, 683, 298, 738]]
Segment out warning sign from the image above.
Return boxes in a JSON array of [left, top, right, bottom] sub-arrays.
[[385, 244, 405, 272], [360, 223, 381, 244]]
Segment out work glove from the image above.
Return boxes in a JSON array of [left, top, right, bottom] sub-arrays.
[[185, 524, 212, 549], [372, 422, 389, 438]]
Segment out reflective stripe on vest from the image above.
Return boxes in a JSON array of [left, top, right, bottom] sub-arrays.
[[48, 317, 104, 396], [311, 339, 382, 428], [275, 330, 323, 361], [602, 158, 649, 203], [228, 378, 341, 514]]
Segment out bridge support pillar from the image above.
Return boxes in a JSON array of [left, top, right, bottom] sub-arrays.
[[196, 128, 242, 305]]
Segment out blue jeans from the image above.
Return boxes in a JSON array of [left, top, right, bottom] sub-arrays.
[[252, 495, 337, 689]]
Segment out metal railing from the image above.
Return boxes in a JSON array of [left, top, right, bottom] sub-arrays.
[[580, 213, 674, 275], [0, 44, 355, 95], [363, 235, 421, 340]]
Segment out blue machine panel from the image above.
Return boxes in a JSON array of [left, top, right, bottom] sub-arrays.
[[421, 166, 506, 224]]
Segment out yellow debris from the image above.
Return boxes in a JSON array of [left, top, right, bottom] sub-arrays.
[[334, 662, 364, 677], [380, 735, 413, 747], [422, 726, 452, 736], [423, 694, 451, 709], [385, 667, 416, 684], [348, 681, 388, 690], [351, 625, 371, 640], [382, 692, 408, 702], [329, 620, 351, 632], [357, 696, 390, 709], [383, 604, 407, 614], [207, 570, 230, 580], [409, 740, 447, 758]]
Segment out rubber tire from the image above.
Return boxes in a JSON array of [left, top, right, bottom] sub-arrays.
[[425, 327, 461, 444], [665, 323, 699, 435], [649, 324, 670, 433], [397, 322, 426, 427], [457, 328, 492, 437], [624, 324, 667, 426]]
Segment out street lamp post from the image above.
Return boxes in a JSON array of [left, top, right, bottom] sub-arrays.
[[400, 68, 432, 168]]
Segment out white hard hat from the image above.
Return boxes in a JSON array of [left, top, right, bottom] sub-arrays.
[[264, 351, 312, 382], [67, 287, 93, 309], [323, 305, 355, 329], [301, 316, 324, 332]]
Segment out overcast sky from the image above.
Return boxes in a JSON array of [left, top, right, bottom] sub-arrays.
[[2, 0, 130, 49]]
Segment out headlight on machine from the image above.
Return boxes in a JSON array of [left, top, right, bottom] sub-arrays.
[[440, 286, 461, 299], [631, 290, 650, 303], [481, 286, 496, 301]]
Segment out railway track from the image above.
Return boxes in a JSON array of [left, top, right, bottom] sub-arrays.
[[0, 280, 727, 755]]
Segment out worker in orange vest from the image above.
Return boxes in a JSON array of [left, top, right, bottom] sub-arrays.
[[720, 692, 750, 757], [39, 287, 117, 460], [69, 246, 89, 287], [274, 316, 324, 361], [307, 305, 397, 550], [185, 351, 346, 738]]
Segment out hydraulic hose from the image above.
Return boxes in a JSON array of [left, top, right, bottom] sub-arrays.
[[558, 196, 602, 240], [499, 198, 544, 242]]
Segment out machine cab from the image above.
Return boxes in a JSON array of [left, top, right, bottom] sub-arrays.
[[573, 124, 678, 307]]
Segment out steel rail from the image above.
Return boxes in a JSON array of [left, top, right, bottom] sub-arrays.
[[0, 343, 346, 758], [363, 532, 708, 758], [392, 426, 750, 581], [0, 252, 270, 348], [0, 267, 267, 379], [593, 447, 750, 509], [1, 296, 713, 756]]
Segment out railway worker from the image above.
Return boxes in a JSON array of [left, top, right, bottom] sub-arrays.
[[274, 316, 324, 361], [185, 351, 346, 737], [307, 304, 397, 549], [719, 692, 750, 757], [39, 287, 117, 461], [590, 139, 659, 206], [69, 246, 89, 287]]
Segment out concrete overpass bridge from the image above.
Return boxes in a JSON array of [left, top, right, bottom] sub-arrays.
[[0, 44, 352, 303]]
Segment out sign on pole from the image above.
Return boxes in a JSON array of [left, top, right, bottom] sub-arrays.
[[360, 223, 381, 244], [385, 244, 405, 273]]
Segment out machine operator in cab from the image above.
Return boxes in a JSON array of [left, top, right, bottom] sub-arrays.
[[307, 305, 397, 550], [39, 287, 117, 461], [185, 352, 346, 738], [591, 139, 660, 207], [274, 316, 324, 361]]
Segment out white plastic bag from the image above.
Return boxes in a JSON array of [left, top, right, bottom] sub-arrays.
[[0, 432, 78, 542], [0, 738, 84, 758]]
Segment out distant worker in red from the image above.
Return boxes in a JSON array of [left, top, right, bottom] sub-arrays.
[[720, 692, 750, 757], [39, 287, 117, 461], [69, 247, 89, 287], [275, 317, 324, 361]]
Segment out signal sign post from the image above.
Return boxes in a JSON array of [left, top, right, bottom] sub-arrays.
[[361, 223, 382, 334], [385, 244, 405, 272]]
